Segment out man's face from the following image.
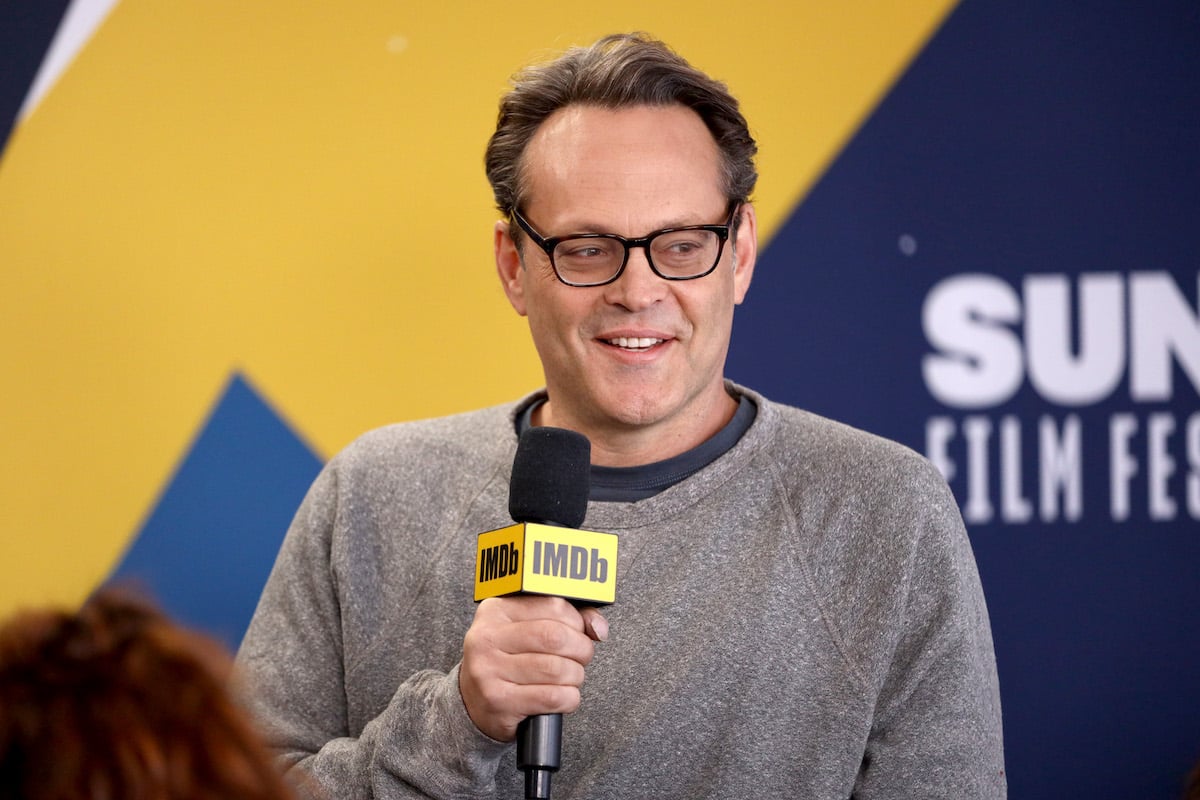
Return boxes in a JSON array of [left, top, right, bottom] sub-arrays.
[[495, 103, 757, 463]]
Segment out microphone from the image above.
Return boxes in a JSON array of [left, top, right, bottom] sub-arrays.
[[509, 426, 590, 529], [474, 427, 617, 799]]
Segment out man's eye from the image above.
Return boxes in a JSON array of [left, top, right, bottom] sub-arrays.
[[564, 246, 606, 258], [558, 239, 620, 261]]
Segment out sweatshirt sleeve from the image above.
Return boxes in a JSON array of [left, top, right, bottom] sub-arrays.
[[851, 457, 1007, 798], [235, 457, 509, 800]]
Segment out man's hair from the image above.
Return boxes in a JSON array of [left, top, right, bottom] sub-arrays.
[[0, 588, 298, 800], [485, 33, 757, 229]]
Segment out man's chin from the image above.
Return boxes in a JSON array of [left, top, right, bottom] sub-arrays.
[[593, 390, 675, 429], [548, 376, 683, 430]]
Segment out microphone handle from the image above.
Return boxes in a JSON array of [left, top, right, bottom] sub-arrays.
[[517, 712, 562, 799]]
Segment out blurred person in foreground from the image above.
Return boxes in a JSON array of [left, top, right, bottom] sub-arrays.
[[238, 32, 1006, 799], [0, 587, 299, 800], [1186, 756, 1200, 800]]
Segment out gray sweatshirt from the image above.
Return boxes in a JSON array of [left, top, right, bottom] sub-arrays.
[[237, 386, 1006, 799]]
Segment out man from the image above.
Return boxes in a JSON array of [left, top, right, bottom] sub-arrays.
[[237, 33, 1006, 799]]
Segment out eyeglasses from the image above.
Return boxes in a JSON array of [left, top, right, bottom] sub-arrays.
[[512, 204, 739, 287]]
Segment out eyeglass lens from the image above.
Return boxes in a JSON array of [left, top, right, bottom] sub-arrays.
[[554, 229, 721, 284]]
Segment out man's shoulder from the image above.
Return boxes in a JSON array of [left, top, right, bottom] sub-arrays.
[[740, 386, 921, 461], [737, 385, 948, 497], [329, 397, 529, 478], [355, 402, 514, 446], [738, 387, 969, 577]]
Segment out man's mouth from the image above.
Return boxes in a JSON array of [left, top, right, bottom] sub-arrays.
[[604, 337, 666, 352]]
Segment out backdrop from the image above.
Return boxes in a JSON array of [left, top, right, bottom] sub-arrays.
[[2, 2, 1197, 797]]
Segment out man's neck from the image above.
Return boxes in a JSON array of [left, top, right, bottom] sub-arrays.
[[532, 390, 739, 468]]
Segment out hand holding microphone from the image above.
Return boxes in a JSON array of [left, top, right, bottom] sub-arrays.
[[459, 595, 604, 742], [460, 427, 617, 799]]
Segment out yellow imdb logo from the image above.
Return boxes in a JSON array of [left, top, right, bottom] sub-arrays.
[[474, 523, 617, 605]]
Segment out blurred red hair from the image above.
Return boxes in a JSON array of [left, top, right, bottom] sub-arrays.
[[0, 587, 299, 800]]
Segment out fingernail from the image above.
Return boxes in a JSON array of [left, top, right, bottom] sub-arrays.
[[588, 614, 609, 642]]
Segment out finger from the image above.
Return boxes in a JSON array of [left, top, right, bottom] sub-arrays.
[[461, 652, 585, 708], [478, 595, 585, 627], [578, 606, 609, 642], [498, 651, 587, 690], [509, 682, 584, 717], [483, 681, 584, 725], [460, 672, 583, 741], [459, 648, 586, 721], [484, 618, 597, 666]]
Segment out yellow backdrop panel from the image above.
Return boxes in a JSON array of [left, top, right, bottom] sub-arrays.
[[0, 0, 955, 614]]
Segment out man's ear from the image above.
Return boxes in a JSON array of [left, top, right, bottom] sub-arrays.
[[495, 220, 528, 316], [732, 203, 758, 305]]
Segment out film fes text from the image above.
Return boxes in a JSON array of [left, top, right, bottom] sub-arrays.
[[922, 270, 1200, 524]]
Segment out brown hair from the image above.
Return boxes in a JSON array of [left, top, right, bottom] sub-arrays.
[[0, 588, 297, 800], [1186, 756, 1200, 800], [484, 32, 757, 233]]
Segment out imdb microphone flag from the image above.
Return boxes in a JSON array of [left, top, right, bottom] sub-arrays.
[[475, 523, 617, 605]]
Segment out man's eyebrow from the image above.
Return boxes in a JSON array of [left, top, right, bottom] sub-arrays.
[[550, 215, 711, 236]]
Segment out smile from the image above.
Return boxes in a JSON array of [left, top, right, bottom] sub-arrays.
[[604, 337, 666, 351]]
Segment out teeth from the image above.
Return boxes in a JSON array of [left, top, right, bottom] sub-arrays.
[[608, 337, 663, 349]]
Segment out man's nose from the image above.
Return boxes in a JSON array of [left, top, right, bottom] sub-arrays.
[[603, 245, 666, 310]]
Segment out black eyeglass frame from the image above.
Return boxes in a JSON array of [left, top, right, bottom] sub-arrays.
[[511, 203, 741, 287]]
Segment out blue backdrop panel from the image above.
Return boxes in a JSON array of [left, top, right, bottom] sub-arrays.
[[0, 1, 70, 154], [728, 1, 1200, 797], [107, 373, 323, 648]]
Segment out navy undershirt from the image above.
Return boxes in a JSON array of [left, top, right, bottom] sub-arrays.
[[515, 394, 758, 502]]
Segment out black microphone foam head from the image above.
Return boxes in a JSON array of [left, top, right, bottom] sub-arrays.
[[509, 427, 591, 528]]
